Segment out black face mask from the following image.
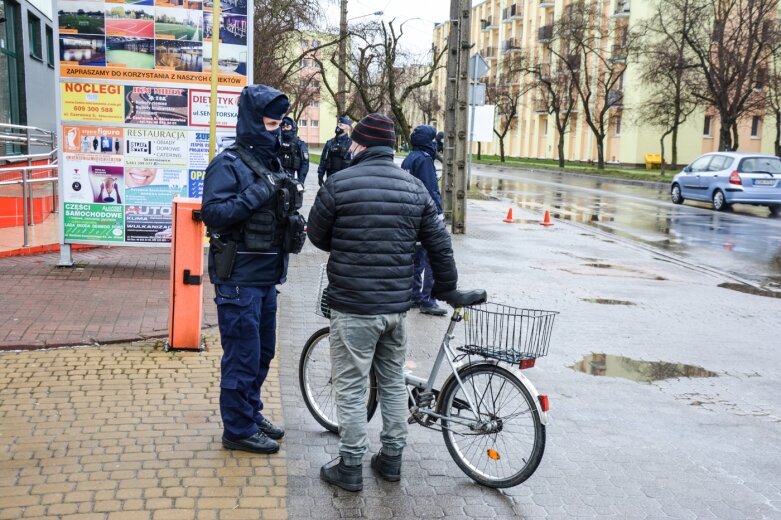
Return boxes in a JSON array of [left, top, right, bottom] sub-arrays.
[[335, 126, 344, 136]]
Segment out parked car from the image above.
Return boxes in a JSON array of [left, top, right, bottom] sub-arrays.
[[670, 152, 781, 215]]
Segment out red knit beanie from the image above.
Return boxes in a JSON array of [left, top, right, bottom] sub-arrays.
[[351, 113, 396, 148]]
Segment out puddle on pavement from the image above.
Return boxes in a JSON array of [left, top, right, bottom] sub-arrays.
[[570, 353, 718, 382], [581, 298, 635, 305], [585, 263, 614, 269], [718, 283, 781, 299]]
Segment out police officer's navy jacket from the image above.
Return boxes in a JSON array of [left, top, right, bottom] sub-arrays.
[[401, 125, 443, 214], [317, 133, 352, 183], [280, 117, 310, 183], [307, 146, 458, 315], [201, 85, 288, 286]]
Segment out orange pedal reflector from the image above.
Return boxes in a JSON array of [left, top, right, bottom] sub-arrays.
[[487, 448, 500, 461], [538, 394, 550, 412], [519, 358, 536, 370]]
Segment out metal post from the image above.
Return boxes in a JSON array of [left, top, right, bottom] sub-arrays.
[[441, 0, 460, 221], [207, 0, 221, 162], [452, 0, 471, 235], [25, 128, 35, 228], [337, 0, 348, 114], [21, 169, 29, 247]]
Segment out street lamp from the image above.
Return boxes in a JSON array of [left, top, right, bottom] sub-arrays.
[[348, 11, 384, 21]]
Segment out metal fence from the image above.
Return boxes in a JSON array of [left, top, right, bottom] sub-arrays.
[[0, 123, 59, 248]]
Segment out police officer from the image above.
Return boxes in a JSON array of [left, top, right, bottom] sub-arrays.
[[201, 84, 303, 455], [279, 116, 310, 184], [317, 115, 353, 186]]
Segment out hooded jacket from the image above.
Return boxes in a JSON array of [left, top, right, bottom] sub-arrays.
[[401, 125, 442, 214], [280, 116, 310, 183], [201, 85, 289, 286], [307, 146, 458, 315]]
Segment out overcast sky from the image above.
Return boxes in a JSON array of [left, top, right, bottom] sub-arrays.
[[322, 0, 480, 56]]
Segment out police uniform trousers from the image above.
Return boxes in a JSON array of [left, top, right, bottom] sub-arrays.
[[214, 284, 277, 440]]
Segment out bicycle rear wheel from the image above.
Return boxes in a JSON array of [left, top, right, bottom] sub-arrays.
[[439, 363, 545, 488], [298, 327, 379, 433]]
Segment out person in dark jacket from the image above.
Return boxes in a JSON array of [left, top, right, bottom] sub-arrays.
[[435, 130, 445, 163], [317, 115, 353, 186], [201, 84, 290, 456], [401, 125, 447, 316], [307, 113, 458, 492], [279, 116, 310, 184]]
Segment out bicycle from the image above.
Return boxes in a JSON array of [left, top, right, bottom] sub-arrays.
[[299, 267, 557, 488]]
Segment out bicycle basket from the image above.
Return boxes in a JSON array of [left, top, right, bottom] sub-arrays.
[[459, 302, 558, 363], [315, 263, 331, 319]]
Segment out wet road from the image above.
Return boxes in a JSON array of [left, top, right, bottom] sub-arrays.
[[468, 164, 781, 289]]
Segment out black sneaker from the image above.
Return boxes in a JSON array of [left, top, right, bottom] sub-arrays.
[[222, 432, 279, 454], [258, 418, 284, 440], [410, 299, 421, 309], [370, 450, 402, 482], [420, 304, 447, 316], [320, 457, 363, 492]]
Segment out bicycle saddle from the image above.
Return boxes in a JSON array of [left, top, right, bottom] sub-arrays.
[[437, 289, 487, 307]]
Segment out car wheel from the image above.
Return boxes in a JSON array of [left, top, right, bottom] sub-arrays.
[[712, 189, 729, 211], [770, 205, 781, 217], [671, 184, 684, 204]]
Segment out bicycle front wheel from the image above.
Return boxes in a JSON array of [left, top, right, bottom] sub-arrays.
[[440, 363, 545, 488], [298, 327, 379, 433]]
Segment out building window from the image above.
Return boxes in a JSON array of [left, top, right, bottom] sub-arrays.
[[703, 115, 712, 137], [311, 119, 318, 128], [45, 26, 54, 67], [299, 119, 307, 127], [310, 100, 320, 108], [1, 0, 22, 127], [28, 13, 42, 60], [751, 116, 761, 138], [614, 114, 622, 136]]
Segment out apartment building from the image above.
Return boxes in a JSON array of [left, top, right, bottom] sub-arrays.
[[1, 0, 56, 136], [295, 35, 339, 149], [432, 0, 778, 166]]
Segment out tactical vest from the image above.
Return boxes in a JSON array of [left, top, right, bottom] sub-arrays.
[[327, 141, 351, 173], [279, 139, 302, 171], [229, 145, 307, 254]]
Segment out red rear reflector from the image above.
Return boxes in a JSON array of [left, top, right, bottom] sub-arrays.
[[538, 394, 549, 412], [519, 358, 535, 369], [729, 171, 742, 185]]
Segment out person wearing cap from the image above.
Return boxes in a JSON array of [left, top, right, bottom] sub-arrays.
[[307, 113, 459, 491], [317, 115, 353, 186], [402, 125, 447, 316], [201, 84, 291, 456], [279, 116, 310, 184]]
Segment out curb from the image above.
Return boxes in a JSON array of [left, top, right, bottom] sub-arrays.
[[0, 243, 98, 258]]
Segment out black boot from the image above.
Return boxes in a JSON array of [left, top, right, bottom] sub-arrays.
[[370, 450, 402, 482], [222, 432, 279, 454], [258, 418, 284, 440], [320, 457, 363, 492]]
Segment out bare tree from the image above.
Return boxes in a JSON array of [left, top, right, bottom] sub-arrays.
[[486, 84, 522, 163], [636, 0, 699, 173], [287, 69, 321, 122], [678, 0, 779, 151], [768, 44, 781, 157], [317, 19, 446, 148], [549, 1, 639, 169], [410, 88, 441, 125]]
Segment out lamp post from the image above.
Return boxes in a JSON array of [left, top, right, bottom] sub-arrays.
[[337, 2, 383, 113]]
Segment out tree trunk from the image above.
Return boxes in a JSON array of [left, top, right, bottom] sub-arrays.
[[775, 110, 781, 157], [558, 131, 565, 168], [731, 122, 740, 152], [596, 136, 605, 170], [477, 142, 481, 160], [718, 116, 733, 151], [671, 124, 679, 171], [499, 138, 505, 162], [660, 137, 666, 176]]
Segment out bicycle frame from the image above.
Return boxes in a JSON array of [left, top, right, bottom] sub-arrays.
[[404, 308, 549, 428]]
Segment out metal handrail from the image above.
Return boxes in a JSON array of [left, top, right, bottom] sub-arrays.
[[0, 123, 59, 248]]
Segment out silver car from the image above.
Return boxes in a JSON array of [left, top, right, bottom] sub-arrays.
[[670, 152, 781, 216]]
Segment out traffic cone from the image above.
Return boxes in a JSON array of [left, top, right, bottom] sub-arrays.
[[540, 210, 554, 227], [502, 208, 513, 223]]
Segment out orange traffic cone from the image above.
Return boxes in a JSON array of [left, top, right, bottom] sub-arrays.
[[540, 210, 554, 227], [502, 208, 513, 223]]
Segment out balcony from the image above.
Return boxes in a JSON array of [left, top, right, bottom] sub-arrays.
[[533, 98, 548, 114], [480, 16, 497, 31], [610, 44, 627, 63], [539, 0, 555, 8], [538, 62, 551, 79], [613, 0, 631, 17], [482, 46, 498, 60], [502, 3, 523, 22], [607, 89, 624, 107], [501, 38, 522, 52], [538, 25, 553, 42]]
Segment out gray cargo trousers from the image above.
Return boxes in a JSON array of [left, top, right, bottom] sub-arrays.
[[329, 309, 409, 465]]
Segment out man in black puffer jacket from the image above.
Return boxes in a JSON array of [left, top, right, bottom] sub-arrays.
[[307, 113, 458, 492]]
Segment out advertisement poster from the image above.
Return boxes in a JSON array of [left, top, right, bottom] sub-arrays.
[[56, 0, 251, 245], [61, 82, 124, 122], [124, 128, 188, 167], [64, 203, 125, 241]]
